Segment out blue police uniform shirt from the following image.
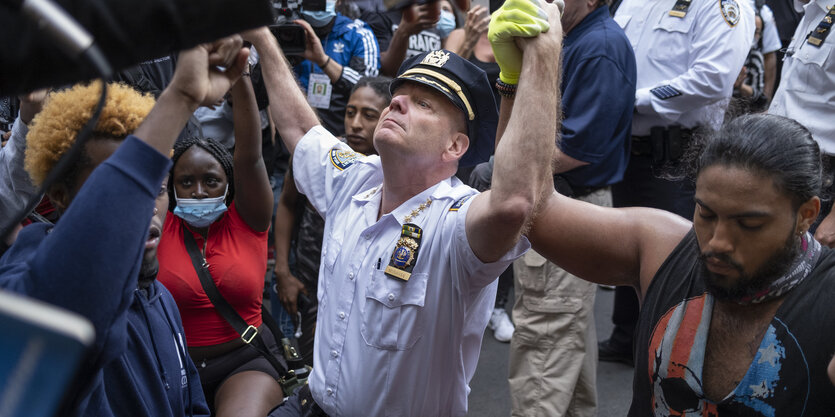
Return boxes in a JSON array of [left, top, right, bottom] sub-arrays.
[[558, 5, 637, 188]]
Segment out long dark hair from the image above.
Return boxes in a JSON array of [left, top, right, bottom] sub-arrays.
[[167, 136, 235, 211], [687, 114, 822, 209]]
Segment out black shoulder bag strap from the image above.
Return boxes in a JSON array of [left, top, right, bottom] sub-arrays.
[[181, 224, 287, 377]]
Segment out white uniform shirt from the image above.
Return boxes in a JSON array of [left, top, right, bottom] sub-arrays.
[[746, 1, 782, 54], [769, 0, 835, 153], [293, 126, 529, 417], [614, 0, 754, 135], [759, 4, 782, 54]]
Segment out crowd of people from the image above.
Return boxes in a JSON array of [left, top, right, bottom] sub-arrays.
[[1, 0, 835, 416]]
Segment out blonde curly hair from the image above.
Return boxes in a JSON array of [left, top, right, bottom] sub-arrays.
[[24, 81, 155, 187]]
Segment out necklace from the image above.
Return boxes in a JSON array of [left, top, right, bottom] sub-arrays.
[[403, 198, 432, 223]]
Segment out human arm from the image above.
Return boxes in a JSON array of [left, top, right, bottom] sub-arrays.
[[244, 27, 321, 156], [296, 19, 345, 83], [297, 18, 381, 96], [763, 51, 776, 100], [814, 211, 835, 248], [0, 37, 248, 359], [231, 73, 274, 232], [527, 191, 691, 295], [134, 38, 249, 155], [552, 148, 589, 173], [465, 0, 560, 263], [379, 5, 438, 76], [444, 5, 490, 59], [491, 94, 586, 175], [272, 166, 308, 316], [633, 4, 754, 122], [0, 90, 47, 220], [829, 355, 835, 386], [734, 65, 754, 97], [759, 5, 780, 100], [557, 50, 636, 174]]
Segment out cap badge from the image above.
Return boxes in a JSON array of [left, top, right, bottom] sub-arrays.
[[421, 50, 450, 68]]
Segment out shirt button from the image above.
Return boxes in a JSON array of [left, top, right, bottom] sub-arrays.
[[348, 272, 354, 279], [388, 293, 395, 301], [331, 350, 338, 358], [338, 312, 346, 319], [326, 388, 333, 396]]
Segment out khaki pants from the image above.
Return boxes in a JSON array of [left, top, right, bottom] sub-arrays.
[[508, 188, 611, 417]]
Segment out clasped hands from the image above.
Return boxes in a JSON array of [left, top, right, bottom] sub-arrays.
[[489, 0, 564, 85]]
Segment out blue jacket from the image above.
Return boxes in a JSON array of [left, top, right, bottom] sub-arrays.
[[0, 137, 209, 417], [294, 14, 380, 136]]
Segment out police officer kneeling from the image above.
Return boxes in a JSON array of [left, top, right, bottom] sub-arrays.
[[244, 0, 564, 414]]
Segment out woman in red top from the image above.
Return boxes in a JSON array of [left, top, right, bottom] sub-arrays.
[[157, 72, 280, 417]]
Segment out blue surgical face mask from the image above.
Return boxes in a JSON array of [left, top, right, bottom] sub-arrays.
[[437, 10, 456, 38], [301, 0, 337, 28], [173, 185, 229, 228]]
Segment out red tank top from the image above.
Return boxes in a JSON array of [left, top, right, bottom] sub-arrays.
[[157, 203, 268, 346]]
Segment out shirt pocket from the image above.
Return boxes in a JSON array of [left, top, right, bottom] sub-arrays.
[[647, 15, 694, 69], [360, 270, 429, 350], [320, 227, 345, 297], [787, 44, 834, 95]]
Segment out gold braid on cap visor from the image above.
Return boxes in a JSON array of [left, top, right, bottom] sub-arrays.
[[399, 68, 475, 120]]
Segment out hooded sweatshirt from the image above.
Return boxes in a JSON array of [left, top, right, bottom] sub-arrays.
[[0, 136, 208, 416], [86, 280, 209, 417]]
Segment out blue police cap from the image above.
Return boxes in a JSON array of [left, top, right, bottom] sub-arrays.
[[391, 50, 499, 167]]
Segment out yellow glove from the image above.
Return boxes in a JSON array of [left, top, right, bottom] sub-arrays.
[[488, 0, 556, 85]]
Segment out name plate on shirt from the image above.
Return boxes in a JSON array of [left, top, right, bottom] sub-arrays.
[[807, 7, 835, 47], [385, 224, 423, 281], [307, 73, 332, 109], [668, 0, 691, 18]]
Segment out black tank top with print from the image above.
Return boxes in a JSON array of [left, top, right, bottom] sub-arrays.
[[629, 229, 835, 416]]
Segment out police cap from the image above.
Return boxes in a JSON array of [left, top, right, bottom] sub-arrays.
[[391, 50, 499, 167]]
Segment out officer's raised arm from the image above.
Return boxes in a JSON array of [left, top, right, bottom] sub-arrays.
[[244, 27, 321, 156], [465, 0, 563, 263]]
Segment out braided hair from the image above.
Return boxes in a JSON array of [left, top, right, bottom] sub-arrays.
[[351, 76, 393, 107], [167, 136, 235, 211]]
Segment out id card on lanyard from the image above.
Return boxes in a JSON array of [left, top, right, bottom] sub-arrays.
[[307, 72, 333, 109]]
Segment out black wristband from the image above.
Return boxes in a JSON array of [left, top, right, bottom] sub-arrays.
[[321, 56, 332, 69], [495, 78, 517, 98]]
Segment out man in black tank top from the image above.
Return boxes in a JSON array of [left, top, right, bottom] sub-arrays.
[[525, 113, 835, 415]]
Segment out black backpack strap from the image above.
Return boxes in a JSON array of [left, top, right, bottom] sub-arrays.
[[181, 224, 287, 377]]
